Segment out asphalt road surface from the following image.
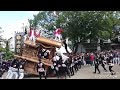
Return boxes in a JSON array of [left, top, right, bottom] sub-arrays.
[[1, 64, 120, 79], [24, 64, 120, 79]]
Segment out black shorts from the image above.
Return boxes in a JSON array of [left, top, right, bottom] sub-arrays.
[[39, 72, 45, 76]]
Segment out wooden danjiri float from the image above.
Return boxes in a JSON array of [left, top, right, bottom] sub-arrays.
[[14, 33, 62, 75]]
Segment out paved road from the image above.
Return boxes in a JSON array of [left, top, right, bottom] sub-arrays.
[[69, 64, 120, 79], [1, 64, 120, 79], [24, 64, 120, 79]]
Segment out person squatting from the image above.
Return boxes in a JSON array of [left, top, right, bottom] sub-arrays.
[[5, 58, 26, 79]]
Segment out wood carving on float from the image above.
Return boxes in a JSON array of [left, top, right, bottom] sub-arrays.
[[14, 32, 24, 56], [14, 26, 72, 76], [14, 27, 62, 75]]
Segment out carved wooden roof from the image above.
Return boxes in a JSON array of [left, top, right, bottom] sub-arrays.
[[36, 36, 62, 48], [24, 40, 39, 48], [24, 36, 62, 48]]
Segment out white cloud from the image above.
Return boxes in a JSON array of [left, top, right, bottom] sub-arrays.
[[0, 11, 40, 50], [1, 12, 38, 39], [2, 19, 28, 39]]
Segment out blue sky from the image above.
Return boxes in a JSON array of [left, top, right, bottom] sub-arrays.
[[0, 11, 39, 50]]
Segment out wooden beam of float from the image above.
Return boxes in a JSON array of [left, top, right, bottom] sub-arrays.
[[24, 40, 38, 48], [14, 55, 52, 66], [36, 37, 62, 48]]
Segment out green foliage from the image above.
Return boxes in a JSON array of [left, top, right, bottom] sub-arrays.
[[0, 37, 13, 60], [30, 11, 120, 52], [0, 47, 14, 60], [4, 51, 14, 60], [0, 46, 6, 52]]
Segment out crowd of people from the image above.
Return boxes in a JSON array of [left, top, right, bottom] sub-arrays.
[[0, 49, 119, 79], [0, 60, 10, 77], [37, 50, 120, 79], [93, 50, 120, 75], [0, 58, 26, 79]]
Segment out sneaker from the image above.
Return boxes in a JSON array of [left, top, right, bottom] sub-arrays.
[[105, 70, 108, 72], [113, 72, 116, 75], [111, 73, 114, 75], [111, 72, 115, 75]]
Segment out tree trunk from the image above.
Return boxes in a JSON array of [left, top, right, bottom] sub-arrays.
[[73, 42, 80, 53]]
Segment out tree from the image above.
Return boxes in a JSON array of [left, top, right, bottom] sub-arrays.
[[56, 11, 120, 52], [1, 37, 13, 60], [28, 11, 61, 38], [30, 11, 120, 52]]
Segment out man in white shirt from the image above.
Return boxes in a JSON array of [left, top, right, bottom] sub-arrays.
[[53, 53, 60, 62]]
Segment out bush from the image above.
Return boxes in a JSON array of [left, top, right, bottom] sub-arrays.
[[0, 47, 6, 52], [0, 47, 14, 60]]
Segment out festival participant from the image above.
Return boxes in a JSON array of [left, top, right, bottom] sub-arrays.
[[64, 59, 71, 78], [11, 60, 19, 79], [0, 62, 3, 77], [44, 50, 50, 59], [29, 27, 40, 45], [78, 56, 82, 69], [69, 57, 74, 76], [38, 48, 49, 60], [37, 59, 47, 79], [18, 59, 26, 79], [90, 53, 95, 66], [100, 55, 108, 72], [52, 53, 60, 77], [29, 27, 35, 45], [93, 57, 100, 74], [115, 52, 119, 64], [108, 58, 116, 75], [6, 58, 18, 79], [118, 52, 120, 66], [81, 53, 86, 66], [54, 28, 63, 41], [0, 63, 6, 78], [24, 26, 28, 43], [74, 56, 78, 72]]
